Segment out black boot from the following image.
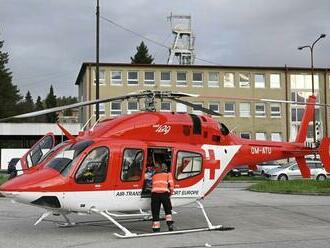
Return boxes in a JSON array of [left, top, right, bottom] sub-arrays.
[[167, 221, 174, 231], [153, 228, 160, 232]]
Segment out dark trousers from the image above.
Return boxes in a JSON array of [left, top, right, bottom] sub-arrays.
[[151, 192, 172, 221]]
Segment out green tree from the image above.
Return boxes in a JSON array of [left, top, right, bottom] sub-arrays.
[[35, 96, 44, 111], [130, 41, 154, 64], [16, 91, 35, 122], [0, 39, 22, 119], [56, 96, 78, 116], [45, 85, 57, 123], [22, 91, 34, 112], [34, 96, 47, 123]]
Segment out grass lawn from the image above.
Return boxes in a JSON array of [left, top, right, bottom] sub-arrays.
[[0, 174, 8, 185], [248, 180, 330, 195]]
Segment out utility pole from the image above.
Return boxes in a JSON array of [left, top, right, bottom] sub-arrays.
[[95, 0, 100, 121], [298, 34, 326, 147]]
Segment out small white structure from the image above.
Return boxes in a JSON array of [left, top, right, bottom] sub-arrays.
[[0, 123, 81, 170]]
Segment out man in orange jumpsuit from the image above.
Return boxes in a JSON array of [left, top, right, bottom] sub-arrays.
[[151, 162, 174, 232]]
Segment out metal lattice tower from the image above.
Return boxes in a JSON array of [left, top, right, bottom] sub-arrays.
[[167, 13, 195, 65]]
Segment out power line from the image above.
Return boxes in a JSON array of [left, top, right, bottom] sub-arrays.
[[101, 16, 169, 49], [100, 15, 219, 65]]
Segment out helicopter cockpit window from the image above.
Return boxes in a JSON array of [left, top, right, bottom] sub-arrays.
[[26, 135, 54, 168], [75, 147, 109, 184], [39, 141, 69, 164], [121, 149, 144, 181], [46, 140, 94, 175], [175, 151, 202, 180]]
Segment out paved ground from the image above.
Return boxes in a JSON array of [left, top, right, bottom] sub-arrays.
[[1, 182, 330, 248]]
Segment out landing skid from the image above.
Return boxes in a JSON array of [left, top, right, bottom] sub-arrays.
[[34, 211, 75, 227], [91, 200, 233, 238], [114, 225, 234, 239]]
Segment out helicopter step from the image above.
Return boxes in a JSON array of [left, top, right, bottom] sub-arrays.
[[114, 225, 234, 239]]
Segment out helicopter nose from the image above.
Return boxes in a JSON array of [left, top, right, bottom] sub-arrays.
[[0, 168, 64, 205]]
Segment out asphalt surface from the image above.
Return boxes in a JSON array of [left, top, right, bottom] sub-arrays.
[[1, 182, 330, 248]]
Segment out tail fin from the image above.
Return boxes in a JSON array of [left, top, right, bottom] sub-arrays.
[[295, 156, 311, 178], [319, 137, 330, 173], [295, 95, 316, 143]]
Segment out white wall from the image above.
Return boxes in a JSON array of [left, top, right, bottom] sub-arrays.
[[1, 149, 28, 170], [0, 123, 81, 136]]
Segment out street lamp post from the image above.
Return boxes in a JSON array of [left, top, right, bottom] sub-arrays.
[[298, 33, 326, 146]]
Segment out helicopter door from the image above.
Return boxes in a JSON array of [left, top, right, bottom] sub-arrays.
[[141, 147, 173, 198], [173, 150, 204, 198], [20, 133, 55, 171], [114, 147, 145, 200]]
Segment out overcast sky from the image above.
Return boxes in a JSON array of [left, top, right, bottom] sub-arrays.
[[0, 0, 329, 99]]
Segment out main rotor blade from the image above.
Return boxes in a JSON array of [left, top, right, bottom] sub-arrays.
[[0, 93, 144, 122], [0, 90, 201, 122], [201, 95, 330, 107], [168, 97, 222, 116]]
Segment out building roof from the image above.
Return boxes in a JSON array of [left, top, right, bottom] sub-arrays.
[[75, 62, 330, 85]]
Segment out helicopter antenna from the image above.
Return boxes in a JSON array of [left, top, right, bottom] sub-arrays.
[[91, 117, 101, 131], [80, 115, 94, 131]]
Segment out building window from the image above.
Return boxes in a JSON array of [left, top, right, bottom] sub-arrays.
[[208, 72, 219, 87], [256, 132, 266, 140], [176, 103, 187, 113], [111, 71, 122, 85], [128, 71, 138, 85], [127, 101, 139, 114], [255, 74, 265, 88], [209, 102, 220, 115], [144, 71, 155, 85], [239, 103, 251, 117], [110, 101, 121, 116], [94, 69, 106, 85], [224, 72, 234, 87], [160, 71, 171, 87], [224, 102, 235, 116], [270, 74, 281, 88], [239, 73, 250, 88], [161, 102, 171, 112], [291, 108, 304, 122], [240, 132, 251, 139], [270, 103, 281, 118], [192, 72, 203, 87], [192, 102, 203, 115], [177, 72, 187, 87], [93, 103, 105, 116], [271, 132, 282, 141], [255, 103, 266, 117], [290, 74, 319, 90]]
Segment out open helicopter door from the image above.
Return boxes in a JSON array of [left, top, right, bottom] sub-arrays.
[[141, 147, 173, 198], [19, 133, 55, 173]]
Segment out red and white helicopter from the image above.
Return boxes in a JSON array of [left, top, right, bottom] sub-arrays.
[[1, 90, 330, 238]]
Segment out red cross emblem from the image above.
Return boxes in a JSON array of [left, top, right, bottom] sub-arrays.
[[204, 149, 220, 180]]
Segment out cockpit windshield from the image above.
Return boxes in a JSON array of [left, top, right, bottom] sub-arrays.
[[46, 140, 94, 175], [39, 141, 70, 164]]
